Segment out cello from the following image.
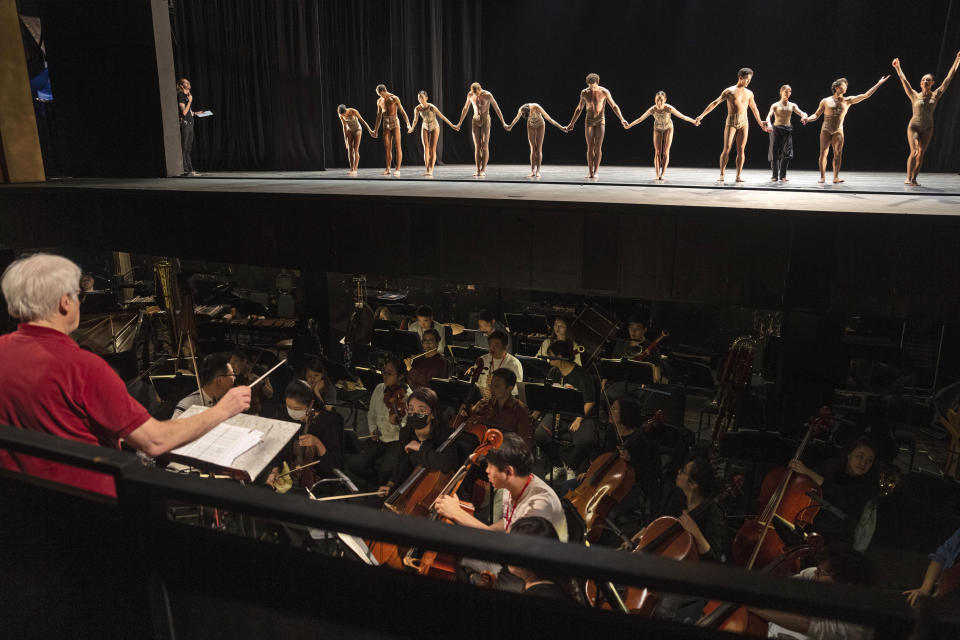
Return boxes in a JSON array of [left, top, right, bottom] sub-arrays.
[[697, 534, 824, 636], [732, 407, 833, 572]]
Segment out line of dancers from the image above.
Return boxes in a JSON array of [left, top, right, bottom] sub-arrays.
[[339, 53, 959, 185]]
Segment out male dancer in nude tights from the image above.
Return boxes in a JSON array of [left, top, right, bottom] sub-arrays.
[[456, 82, 508, 177], [564, 73, 629, 180], [372, 84, 411, 175], [804, 75, 889, 183], [696, 68, 770, 182]]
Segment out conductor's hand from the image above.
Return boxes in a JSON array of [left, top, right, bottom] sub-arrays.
[[216, 385, 251, 416]]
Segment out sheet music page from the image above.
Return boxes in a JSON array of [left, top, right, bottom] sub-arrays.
[[171, 423, 261, 467]]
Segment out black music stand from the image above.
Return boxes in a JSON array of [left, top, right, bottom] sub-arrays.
[[524, 383, 585, 483], [449, 345, 487, 368], [504, 313, 549, 336], [430, 377, 475, 411], [570, 305, 620, 366], [372, 328, 423, 356], [516, 355, 551, 383]]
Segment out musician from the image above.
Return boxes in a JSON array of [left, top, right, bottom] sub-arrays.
[[476, 330, 523, 398], [265, 379, 343, 491], [345, 356, 409, 489], [536, 315, 582, 365], [508, 516, 582, 602], [789, 436, 879, 546], [474, 309, 512, 353], [303, 356, 337, 410], [468, 369, 533, 448], [408, 305, 447, 354], [0, 253, 250, 497], [379, 387, 462, 497], [230, 350, 274, 415], [435, 432, 568, 541], [404, 328, 448, 389], [612, 313, 661, 361], [904, 525, 960, 606], [534, 339, 598, 474], [172, 352, 237, 418], [750, 545, 876, 639]]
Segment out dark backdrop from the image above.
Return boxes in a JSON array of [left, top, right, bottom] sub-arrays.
[[171, 0, 958, 172], [171, 0, 480, 171]]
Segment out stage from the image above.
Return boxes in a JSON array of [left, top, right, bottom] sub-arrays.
[[2, 166, 959, 313]]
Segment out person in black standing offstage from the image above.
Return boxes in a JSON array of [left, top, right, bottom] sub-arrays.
[[177, 78, 199, 176]]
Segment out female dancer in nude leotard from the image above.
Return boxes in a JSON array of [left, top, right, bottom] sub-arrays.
[[337, 104, 374, 175], [891, 51, 960, 185], [625, 92, 698, 181], [505, 103, 565, 177], [407, 91, 458, 176]]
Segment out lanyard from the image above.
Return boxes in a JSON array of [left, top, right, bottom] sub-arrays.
[[504, 475, 534, 531]]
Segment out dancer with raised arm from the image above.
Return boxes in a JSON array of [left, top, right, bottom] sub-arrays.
[[891, 51, 960, 185], [625, 91, 699, 181], [505, 103, 565, 178], [804, 75, 889, 184], [337, 105, 374, 175], [764, 85, 809, 183], [372, 84, 411, 175], [407, 90, 459, 176], [695, 68, 770, 183], [455, 82, 508, 177], [564, 73, 629, 180]]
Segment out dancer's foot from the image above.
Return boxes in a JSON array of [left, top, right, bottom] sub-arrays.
[[735, 175, 746, 183], [478, 171, 486, 177], [833, 177, 844, 184], [717, 174, 725, 182], [382, 169, 391, 175], [818, 177, 825, 184], [348, 170, 358, 176], [904, 179, 913, 185], [770, 177, 778, 182], [781, 178, 789, 182], [528, 172, 536, 178], [473, 171, 480, 177], [909, 179, 920, 186], [535, 170, 541, 178]]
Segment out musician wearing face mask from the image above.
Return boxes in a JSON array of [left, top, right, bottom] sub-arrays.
[[379, 388, 461, 497], [265, 379, 343, 492], [404, 328, 448, 390]]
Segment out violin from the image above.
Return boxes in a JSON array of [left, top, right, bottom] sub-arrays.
[[290, 407, 321, 489], [383, 383, 407, 426], [732, 407, 833, 573], [697, 535, 824, 635], [585, 476, 742, 615]]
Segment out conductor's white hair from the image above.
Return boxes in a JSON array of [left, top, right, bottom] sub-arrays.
[[1, 253, 81, 322]]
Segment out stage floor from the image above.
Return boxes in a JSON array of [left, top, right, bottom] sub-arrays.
[[29, 165, 960, 218]]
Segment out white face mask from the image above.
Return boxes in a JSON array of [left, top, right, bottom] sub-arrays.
[[287, 407, 307, 421]]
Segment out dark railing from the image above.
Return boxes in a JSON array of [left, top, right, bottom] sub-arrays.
[[1, 424, 954, 639]]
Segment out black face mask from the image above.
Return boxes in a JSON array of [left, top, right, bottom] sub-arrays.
[[406, 413, 430, 430]]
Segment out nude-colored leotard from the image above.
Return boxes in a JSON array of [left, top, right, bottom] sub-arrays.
[[652, 107, 673, 132], [421, 107, 439, 132], [909, 95, 937, 132]]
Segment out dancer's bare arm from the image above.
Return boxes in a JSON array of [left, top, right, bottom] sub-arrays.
[[848, 75, 890, 105], [372, 99, 383, 137], [765, 103, 776, 125], [565, 93, 587, 131], [396, 99, 411, 129], [456, 94, 472, 128], [489, 94, 508, 128], [935, 50, 960, 98], [538, 106, 565, 130], [804, 99, 826, 124], [749, 92, 769, 130], [696, 89, 729, 123], [407, 105, 421, 133], [506, 108, 523, 131], [626, 107, 653, 129], [791, 103, 809, 121], [432, 105, 458, 130], [356, 111, 374, 135], [892, 59, 918, 100], [605, 89, 629, 127], [669, 105, 698, 126]]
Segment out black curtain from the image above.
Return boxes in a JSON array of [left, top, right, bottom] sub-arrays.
[[171, 0, 480, 171], [929, 0, 960, 172]]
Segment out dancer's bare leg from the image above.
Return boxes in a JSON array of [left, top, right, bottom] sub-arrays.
[[912, 128, 933, 185], [533, 126, 545, 177], [662, 128, 675, 179], [734, 127, 749, 182], [652, 129, 663, 179], [471, 124, 482, 176], [584, 124, 594, 178], [349, 131, 362, 173], [344, 131, 353, 173], [585, 125, 605, 179], [831, 132, 844, 183], [428, 128, 440, 174], [383, 128, 394, 174], [479, 118, 491, 176], [718, 125, 737, 181], [421, 127, 431, 175], [527, 126, 537, 177], [392, 129, 403, 174], [817, 129, 831, 183]]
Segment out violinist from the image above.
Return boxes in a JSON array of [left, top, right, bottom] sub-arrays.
[[533, 339, 598, 474], [476, 330, 523, 399], [408, 305, 447, 354], [265, 379, 343, 492], [467, 369, 534, 448], [788, 436, 879, 546], [749, 545, 876, 639], [435, 432, 568, 541], [631, 457, 724, 562], [536, 315, 582, 365], [404, 328, 448, 389], [379, 387, 463, 497], [344, 357, 409, 489], [474, 309, 512, 352]]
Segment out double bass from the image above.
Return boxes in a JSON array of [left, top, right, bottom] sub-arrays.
[[732, 407, 833, 572]]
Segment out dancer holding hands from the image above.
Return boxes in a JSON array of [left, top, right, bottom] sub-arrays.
[[337, 105, 375, 175], [407, 90, 459, 176], [625, 91, 699, 181], [505, 103, 566, 178]]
